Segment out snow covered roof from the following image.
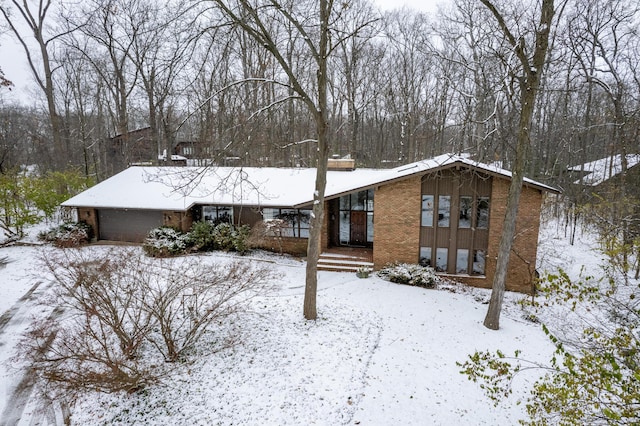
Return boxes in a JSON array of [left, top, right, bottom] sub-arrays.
[[567, 154, 640, 186], [62, 154, 558, 211]]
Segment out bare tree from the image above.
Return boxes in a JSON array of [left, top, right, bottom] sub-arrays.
[[210, 0, 376, 319], [480, 0, 556, 330], [0, 66, 12, 90], [0, 0, 77, 170]]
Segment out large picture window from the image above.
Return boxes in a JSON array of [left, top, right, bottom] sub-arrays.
[[202, 206, 233, 224], [262, 208, 311, 238]]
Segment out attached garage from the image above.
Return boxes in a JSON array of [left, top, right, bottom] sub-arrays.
[[97, 209, 163, 242]]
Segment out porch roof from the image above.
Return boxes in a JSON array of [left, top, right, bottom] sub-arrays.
[[62, 154, 558, 211]]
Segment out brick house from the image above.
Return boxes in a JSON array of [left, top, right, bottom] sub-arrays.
[[62, 154, 558, 293]]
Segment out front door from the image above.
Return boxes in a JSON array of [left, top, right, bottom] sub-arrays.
[[350, 211, 366, 246]]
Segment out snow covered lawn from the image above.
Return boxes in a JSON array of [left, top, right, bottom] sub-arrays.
[[0, 223, 591, 425]]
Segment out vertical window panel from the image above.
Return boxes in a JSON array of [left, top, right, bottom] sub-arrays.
[[477, 197, 490, 229], [340, 211, 350, 244], [299, 209, 311, 238], [456, 249, 469, 273], [367, 212, 374, 242], [436, 248, 448, 272], [367, 189, 375, 211], [438, 196, 450, 227], [421, 195, 434, 227], [459, 196, 472, 228], [419, 247, 432, 267], [473, 250, 486, 275]]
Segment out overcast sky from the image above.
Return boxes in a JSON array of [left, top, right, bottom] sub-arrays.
[[0, 0, 441, 105]]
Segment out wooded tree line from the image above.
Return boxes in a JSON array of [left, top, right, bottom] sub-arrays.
[[0, 0, 637, 185]]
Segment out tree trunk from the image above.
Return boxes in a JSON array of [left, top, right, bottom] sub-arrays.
[[303, 0, 331, 320], [481, 0, 555, 330]]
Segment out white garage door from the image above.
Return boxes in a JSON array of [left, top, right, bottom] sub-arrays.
[[98, 209, 163, 242]]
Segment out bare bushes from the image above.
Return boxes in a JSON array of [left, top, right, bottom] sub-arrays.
[[21, 248, 275, 399]]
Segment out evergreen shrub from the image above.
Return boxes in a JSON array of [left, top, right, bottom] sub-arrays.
[[377, 263, 440, 288]]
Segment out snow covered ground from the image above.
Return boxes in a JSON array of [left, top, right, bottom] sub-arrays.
[[0, 219, 600, 425]]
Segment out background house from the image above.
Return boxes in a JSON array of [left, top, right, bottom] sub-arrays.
[[567, 154, 640, 192], [62, 154, 558, 293]]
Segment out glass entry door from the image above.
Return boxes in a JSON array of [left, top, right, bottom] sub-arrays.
[[338, 189, 374, 247]]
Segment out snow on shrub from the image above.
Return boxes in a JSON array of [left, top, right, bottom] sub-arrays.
[[143, 226, 192, 257], [38, 221, 92, 248], [377, 263, 440, 288], [144, 223, 251, 257]]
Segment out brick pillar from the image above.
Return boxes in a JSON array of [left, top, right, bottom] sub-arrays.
[[163, 211, 192, 232], [373, 176, 422, 269]]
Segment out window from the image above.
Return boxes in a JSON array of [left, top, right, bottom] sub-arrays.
[[351, 191, 365, 211], [340, 211, 350, 244], [456, 249, 469, 273], [202, 206, 233, 224], [338, 190, 374, 244], [419, 247, 432, 267], [420, 172, 491, 276], [421, 195, 434, 227], [367, 212, 374, 242], [279, 209, 298, 237], [459, 196, 472, 228], [183, 146, 194, 155], [438, 196, 450, 227], [477, 197, 490, 229], [263, 208, 311, 238], [299, 210, 311, 237], [436, 248, 448, 272], [473, 250, 486, 275]]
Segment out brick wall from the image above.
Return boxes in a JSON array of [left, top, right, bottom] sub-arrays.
[[373, 176, 422, 268], [252, 237, 309, 256], [163, 211, 193, 232], [482, 179, 542, 293], [372, 173, 543, 294], [78, 207, 98, 240]]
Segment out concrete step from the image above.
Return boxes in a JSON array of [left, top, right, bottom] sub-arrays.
[[318, 252, 373, 273]]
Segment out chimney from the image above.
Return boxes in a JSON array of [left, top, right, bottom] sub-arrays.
[[328, 154, 355, 171]]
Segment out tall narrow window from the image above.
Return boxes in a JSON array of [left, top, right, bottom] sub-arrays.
[[436, 248, 448, 272], [419, 247, 432, 267], [340, 211, 350, 244], [438, 196, 450, 227], [367, 212, 374, 242], [459, 196, 472, 228], [421, 195, 434, 227], [477, 197, 490, 228], [473, 250, 486, 275], [456, 249, 469, 273]]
